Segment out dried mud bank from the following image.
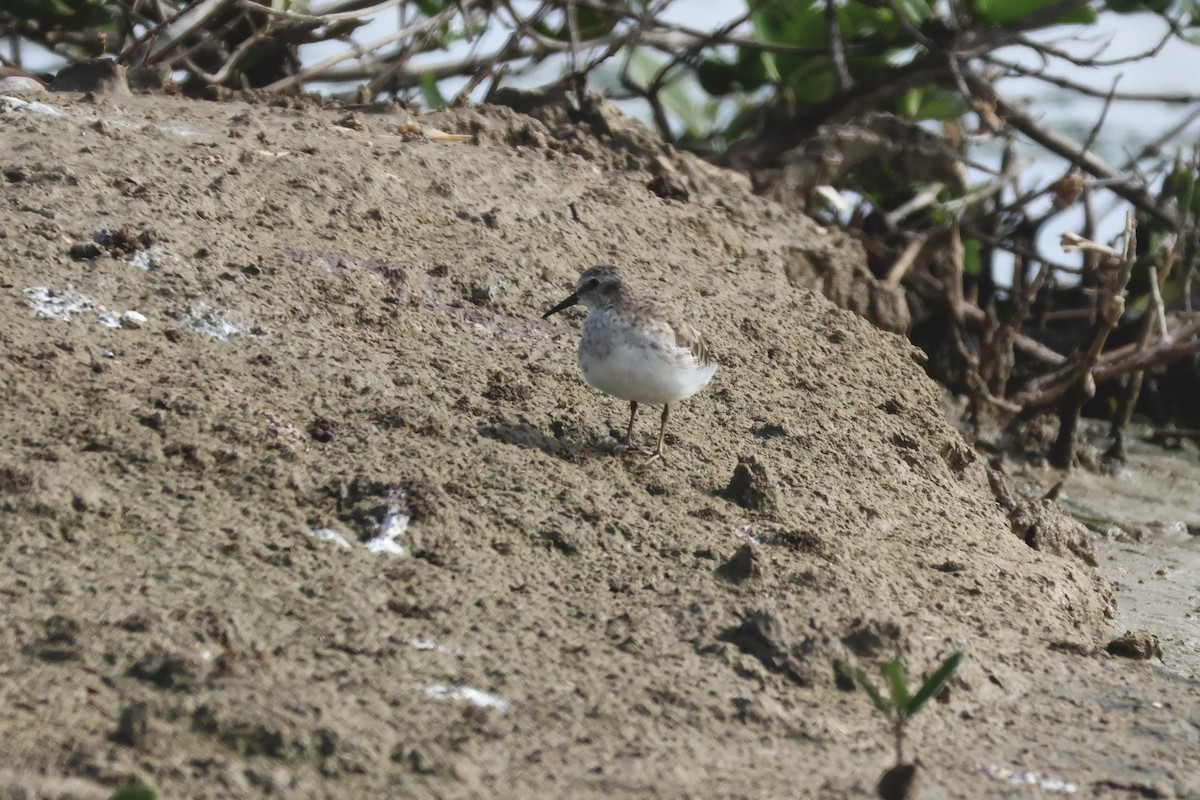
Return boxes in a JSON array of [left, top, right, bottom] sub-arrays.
[[1, 92, 1198, 798]]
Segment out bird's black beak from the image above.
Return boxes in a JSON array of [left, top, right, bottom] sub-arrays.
[[543, 293, 579, 319]]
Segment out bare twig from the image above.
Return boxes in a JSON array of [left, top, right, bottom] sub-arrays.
[[239, 0, 404, 23], [883, 183, 946, 229], [1046, 212, 1137, 468], [986, 56, 1200, 105], [825, 0, 851, 91], [262, 2, 463, 92], [961, 68, 1182, 230], [147, 0, 235, 61], [885, 234, 927, 288]]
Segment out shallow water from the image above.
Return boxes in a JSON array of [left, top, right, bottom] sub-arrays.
[[1023, 425, 1200, 678]]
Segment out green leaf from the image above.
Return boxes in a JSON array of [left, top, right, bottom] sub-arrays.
[[900, 86, 970, 120], [974, 0, 1097, 26], [882, 661, 911, 711], [108, 785, 158, 800], [789, 66, 836, 104], [963, 238, 982, 277], [419, 72, 446, 109], [838, 1, 893, 37], [852, 669, 895, 718], [906, 652, 962, 716], [552, 4, 619, 41], [1163, 168, 1200, 216], [894, 0, 936, 25], [696, 58, 737, 96], [413, 0, 445, 16], [721, 106, 767, 146], [751, 0, 827, 49], [6, 0, 112, 29], [732, 47, 769, 91]]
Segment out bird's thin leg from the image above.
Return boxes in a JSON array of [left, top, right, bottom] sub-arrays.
[[616, 401, 638, 451], [643, 404, 669, 465]]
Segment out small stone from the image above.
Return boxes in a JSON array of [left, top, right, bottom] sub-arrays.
[[120, 310, 147, 329], [70, 241, 104, 260], [0, 73, 46, 93]]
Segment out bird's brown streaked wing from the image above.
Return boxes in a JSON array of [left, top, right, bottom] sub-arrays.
[[671, 317, 713, 366]]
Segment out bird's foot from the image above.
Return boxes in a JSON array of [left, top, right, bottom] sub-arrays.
[[638, 448, 666, 467]]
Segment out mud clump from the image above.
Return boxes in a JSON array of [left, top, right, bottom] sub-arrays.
[[987, 467, 1097, 564], [1106, 631, 1163, 660], [716, 542, 766, 583], [722, 455, 778, 512]]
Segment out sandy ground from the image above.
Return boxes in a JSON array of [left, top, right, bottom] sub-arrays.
[[1, 89, 1198, 799]]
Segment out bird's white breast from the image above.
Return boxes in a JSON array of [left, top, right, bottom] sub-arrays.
[[577, 310, 716, 405]]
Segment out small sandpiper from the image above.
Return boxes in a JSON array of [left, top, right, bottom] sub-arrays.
[[543, 265, 717, 463]]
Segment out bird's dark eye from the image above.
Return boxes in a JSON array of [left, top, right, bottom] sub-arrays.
[[587, 278, 600, 289]]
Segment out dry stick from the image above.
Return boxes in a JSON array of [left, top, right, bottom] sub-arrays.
[[1089, 107, 1200, 234], [147, 0, 235, 60], [181, 11, 305, 86], [883, 182, 946, 230], [1108, 164, 1197, 456], [479, 0, 555, 103], [960, 224, 1082, 275], [364, 2, 472, 98], [633, 0, 705, 141], [245, 0, 405, 23], [992, 74, 1117, 261], [1177, 145, 1200, 313], [114, 0, 197, 64], [1019, 19, 1176, 69], [1105, 262, 1170, 460], [940, 159, 1030, 214], [983, 56, 1200, 105], [156, 10, 250, 74], [618, 1, 675, 142], [1105, 264, 1160, 458], [635, 0, 737, 143], [451, 62, 493, 106], [565, 0, 584, 107], [986, 261, 1050, 397], [1018, 315, 1200, 408], [1094, 318, 1200, 380], [262, 3, 463, 92], [958, 299, 1067, 366], [961, 69, 1182, 231], [824, 0, 851, 91], [885, 234, 927, 288], [1046, 213, 1137, 469]]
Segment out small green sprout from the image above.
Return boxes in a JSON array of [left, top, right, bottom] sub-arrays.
[[853, 651, 962, 764], [107, 784, 158, 800]]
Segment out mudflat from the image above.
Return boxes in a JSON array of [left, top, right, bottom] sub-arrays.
[[1, 90, 1196, 799]]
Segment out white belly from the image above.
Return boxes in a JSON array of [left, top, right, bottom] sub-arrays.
[[579, 342, 716, 405]]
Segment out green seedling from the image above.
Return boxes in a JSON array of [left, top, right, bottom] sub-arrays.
[[107, 784, 158, 800], [853, 651, 962, 764]]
